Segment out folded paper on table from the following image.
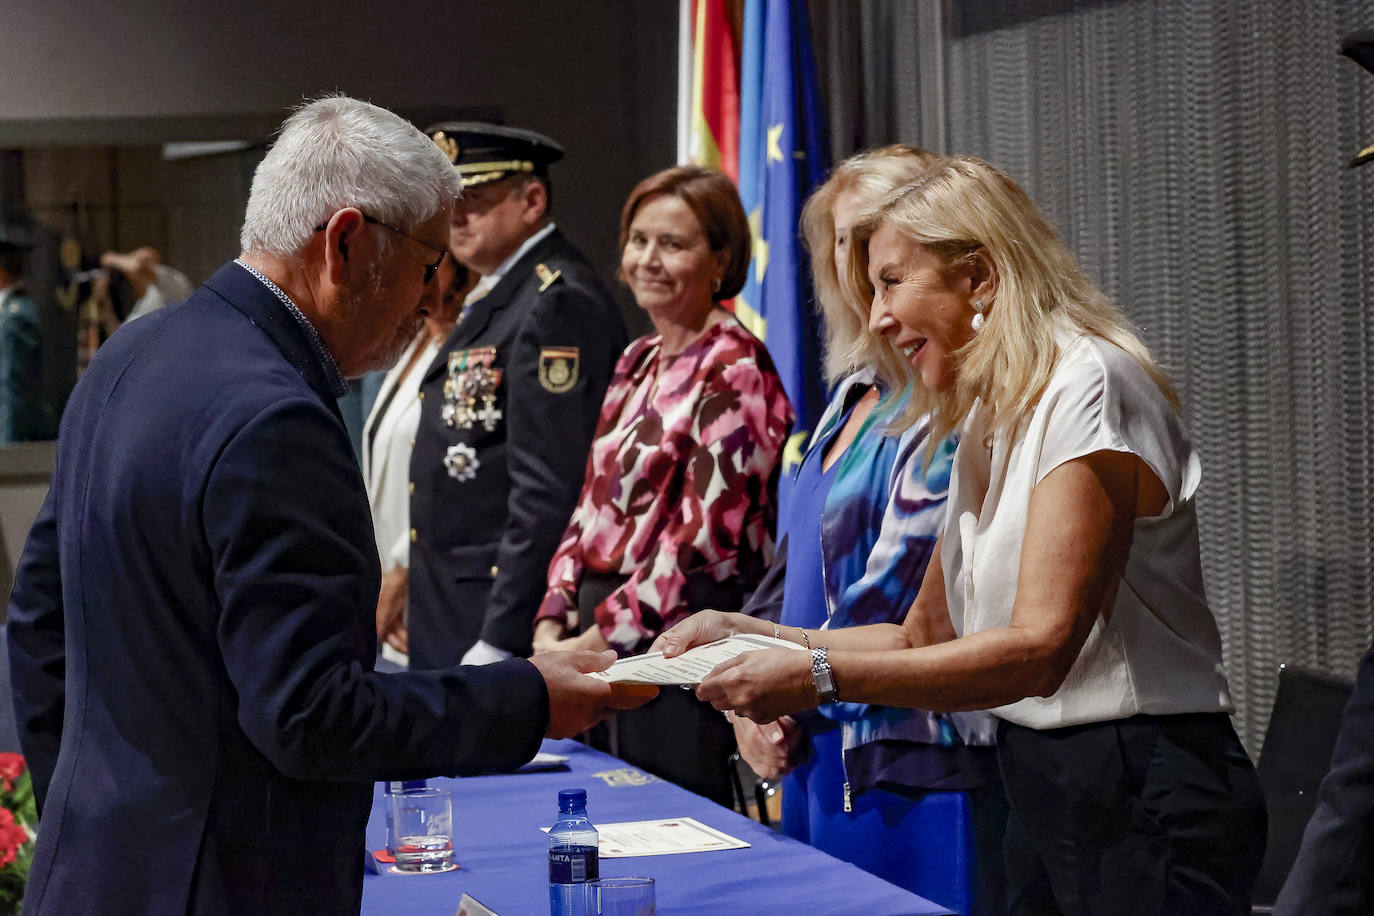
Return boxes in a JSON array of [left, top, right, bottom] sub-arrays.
[[591, 634, 806, 685], [457, 893, 501, 916], [542, 816, 750, 857], [514, 752, 570, 773]]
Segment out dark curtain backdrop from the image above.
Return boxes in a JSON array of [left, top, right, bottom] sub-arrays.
[[811, 0, 1374, 750]]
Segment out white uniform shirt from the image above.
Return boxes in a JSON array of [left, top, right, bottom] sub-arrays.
[[942, 332, 1234, 729]]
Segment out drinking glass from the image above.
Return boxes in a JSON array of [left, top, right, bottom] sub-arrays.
[[389, 786, 453, 872], [593, 876, 655, 916]]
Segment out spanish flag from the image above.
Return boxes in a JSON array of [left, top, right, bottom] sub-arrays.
[[685, 0, 741, 181]]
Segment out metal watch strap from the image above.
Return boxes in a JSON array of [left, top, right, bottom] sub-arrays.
[[811, 647, 839, 703]]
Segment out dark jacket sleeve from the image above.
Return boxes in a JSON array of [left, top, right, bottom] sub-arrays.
[[1274, 642, 1374, 914], [6, 489, 65, 811], [480, 280, 624, 655], [205, 397, 549, 781]]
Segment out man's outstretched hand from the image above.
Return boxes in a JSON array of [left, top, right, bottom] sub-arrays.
[[528, 650, 658, 739]]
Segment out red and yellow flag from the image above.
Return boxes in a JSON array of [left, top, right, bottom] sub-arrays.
[[686, 0, 741, 182]]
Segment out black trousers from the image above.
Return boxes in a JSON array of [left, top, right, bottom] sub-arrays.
[[998, 713, 1267, 916]]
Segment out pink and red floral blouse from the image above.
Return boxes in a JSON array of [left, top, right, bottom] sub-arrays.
[[535, 317, 793, 655]]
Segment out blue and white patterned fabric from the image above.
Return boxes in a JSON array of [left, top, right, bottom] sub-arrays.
[[794, 369, 997, 794]]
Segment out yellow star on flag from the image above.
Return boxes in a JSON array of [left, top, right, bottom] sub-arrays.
[[766, 123, 785, 164], [782, 429, 809, 474], [749, 206, 769, 284]]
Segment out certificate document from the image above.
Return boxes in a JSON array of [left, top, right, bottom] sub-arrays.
[[543, 817, 750, 857], [590, 634, 806, 685]]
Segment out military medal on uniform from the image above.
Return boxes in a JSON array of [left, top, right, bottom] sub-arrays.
[[442, 346, 503, 433], [443, 443, 479, 482]]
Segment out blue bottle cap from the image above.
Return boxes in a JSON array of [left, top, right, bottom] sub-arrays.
[[558, 788, 587, 811]]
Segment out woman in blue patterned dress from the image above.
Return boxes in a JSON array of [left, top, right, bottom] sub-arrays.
[[729, 146, 1005, 915]]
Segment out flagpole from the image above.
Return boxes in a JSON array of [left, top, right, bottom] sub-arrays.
[[676, 0, 693, 164]]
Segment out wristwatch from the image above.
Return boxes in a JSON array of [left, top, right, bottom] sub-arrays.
[[811, 647, 839, 704]]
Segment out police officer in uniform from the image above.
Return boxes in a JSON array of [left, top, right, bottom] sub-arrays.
[[406, 122, 627, 669], [0, 216, 45, 444]]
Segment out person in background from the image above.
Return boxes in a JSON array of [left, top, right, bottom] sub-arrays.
[[99, 246, 195, 322], [532, 165, 792, 807], [366, 255, 476, 664], [730, 145, 1004, 914], [659, 156, 1267, 914], [6, 96, 652, 915], [407, 122, 626, 670], [0, 217, 45, 444]]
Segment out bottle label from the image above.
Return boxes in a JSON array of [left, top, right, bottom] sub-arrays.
[[549, 845, 600, 884]]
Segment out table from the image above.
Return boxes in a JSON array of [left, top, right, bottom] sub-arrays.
[[361, 738, 953, 915]]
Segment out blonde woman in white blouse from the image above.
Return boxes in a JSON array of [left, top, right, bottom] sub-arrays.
[[654, 157, 1267, 915]]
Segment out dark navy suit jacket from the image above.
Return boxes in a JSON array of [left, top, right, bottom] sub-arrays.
[[6, 262, 549, 914], [1275, 641, 1374, 914]]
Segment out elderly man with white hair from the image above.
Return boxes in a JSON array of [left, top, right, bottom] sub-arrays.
[[5, 95, 652, 916]]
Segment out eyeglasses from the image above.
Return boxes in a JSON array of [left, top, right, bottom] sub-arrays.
[[314, 212, 447, 284]]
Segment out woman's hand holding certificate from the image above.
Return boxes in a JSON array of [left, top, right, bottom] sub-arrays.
[[592, 633, 804, 687]]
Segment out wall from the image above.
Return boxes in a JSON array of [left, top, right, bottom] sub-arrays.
[[0, 0, 675, 332], [0, 0, 678, 582]]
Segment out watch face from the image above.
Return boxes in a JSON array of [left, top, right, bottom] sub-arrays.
[[813, 666, 837, 702]]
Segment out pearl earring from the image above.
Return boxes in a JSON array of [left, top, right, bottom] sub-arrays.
[[971, 298, 986, 331]]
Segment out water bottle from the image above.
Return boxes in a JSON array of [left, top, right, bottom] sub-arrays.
[[384, 779, 428, 856], [548, 788, 599, 916]]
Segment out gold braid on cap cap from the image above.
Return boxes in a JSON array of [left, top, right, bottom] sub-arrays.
[[431, 132, 460, 164], [458, 160, 537, 188], [458, 159, 535, 176]]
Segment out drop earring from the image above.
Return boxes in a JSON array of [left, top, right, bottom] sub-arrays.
[[971, 298, 986, 331]]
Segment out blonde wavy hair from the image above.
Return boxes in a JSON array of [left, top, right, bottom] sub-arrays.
[[800, 144, 940, 386], [844, 155, 1177, 446]]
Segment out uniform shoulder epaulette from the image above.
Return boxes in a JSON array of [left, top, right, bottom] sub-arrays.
[[534, 262, 563, 293]]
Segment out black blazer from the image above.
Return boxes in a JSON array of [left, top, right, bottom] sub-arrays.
[[408, 227, 625, 666], [6, 262, 549, 915], [1274, 642, 1374, 914]]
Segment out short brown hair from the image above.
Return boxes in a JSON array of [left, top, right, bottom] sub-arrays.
[[618, 165, 751, 301]]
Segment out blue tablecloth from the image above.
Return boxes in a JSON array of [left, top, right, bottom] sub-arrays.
[[361, 738, 952, 915]]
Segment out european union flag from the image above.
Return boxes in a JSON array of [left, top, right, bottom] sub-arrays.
[[735, 0, 828, 511]]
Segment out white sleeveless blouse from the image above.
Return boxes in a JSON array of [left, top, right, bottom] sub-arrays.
[[942, 333, 1234, 729]]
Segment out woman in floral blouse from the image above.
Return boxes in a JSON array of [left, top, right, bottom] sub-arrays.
[[532, 165, 792, 805]]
